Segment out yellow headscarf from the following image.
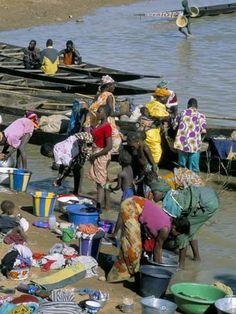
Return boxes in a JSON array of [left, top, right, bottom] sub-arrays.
[[154, 88, 171, 97]]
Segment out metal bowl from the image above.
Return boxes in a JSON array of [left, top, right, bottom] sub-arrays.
[[141, 297, 177, 314], [215, 297, 236, 314]]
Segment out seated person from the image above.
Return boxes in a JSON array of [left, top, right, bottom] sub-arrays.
[[59, 40, 82, 65], [40, 39, 59, 75], [23, 40, 41, 69], [0, 200, 27, 242]]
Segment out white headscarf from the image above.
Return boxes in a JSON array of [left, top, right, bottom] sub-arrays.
[[101, 75, 115, 85]]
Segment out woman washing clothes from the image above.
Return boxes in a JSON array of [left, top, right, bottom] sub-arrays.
[[0, 111, 39, 169], [143, 168, 218, 268], [161, 185, 219, 269], [84, 75, 130, 153], [107, 196, 190, 282], [88, 105, 113, 210]]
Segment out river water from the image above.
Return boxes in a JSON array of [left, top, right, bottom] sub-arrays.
[[0, 0, 236, 126], [0, 0, 236, 293]]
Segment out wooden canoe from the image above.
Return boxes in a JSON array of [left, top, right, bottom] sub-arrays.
[[0, 64, 154, 96], [135, 2, 236, 19], [0, 41, 162, 82]]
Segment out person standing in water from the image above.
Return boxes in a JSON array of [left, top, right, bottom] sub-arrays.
[[179, 0, 192, 38]]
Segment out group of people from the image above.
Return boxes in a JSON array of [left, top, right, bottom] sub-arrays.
[[37, 74, 216, 282], [0, 70, 218, 284], [23, 39, 81, 75]]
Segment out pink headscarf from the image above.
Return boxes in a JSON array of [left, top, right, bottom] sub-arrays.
[[25, 111, 39, 128]]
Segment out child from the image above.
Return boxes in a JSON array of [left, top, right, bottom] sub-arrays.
[[126, 131, 157, 197], [0, 200, 27, 242], [40, 132, 93, 194], [109, 149, 135, 201]]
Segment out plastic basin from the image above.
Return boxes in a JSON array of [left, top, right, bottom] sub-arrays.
[[170, 282, 227, 314], [66, 204, 99, 225], [139, 265, 173, 298], [57, 194, 95, 213], [98, 220, 115, 234]]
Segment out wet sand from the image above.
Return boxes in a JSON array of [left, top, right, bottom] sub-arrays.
[[0, 0, 141, 31], [0, 158, 235, 313]]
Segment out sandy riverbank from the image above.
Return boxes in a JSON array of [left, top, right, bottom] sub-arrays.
[[0, 0, 141, 31], [0, 155, 235, 313]]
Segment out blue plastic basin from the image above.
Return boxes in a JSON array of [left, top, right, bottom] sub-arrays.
[[66, 204, 99, 225]]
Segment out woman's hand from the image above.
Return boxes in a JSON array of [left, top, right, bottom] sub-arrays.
[[0, 153, 7, 161], [90, 154, 97, 164]]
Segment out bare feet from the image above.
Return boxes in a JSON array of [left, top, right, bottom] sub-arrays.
[[53, 179, 61, 187]]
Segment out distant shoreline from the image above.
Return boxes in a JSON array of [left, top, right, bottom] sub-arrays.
[[0, 0, 141, 31]]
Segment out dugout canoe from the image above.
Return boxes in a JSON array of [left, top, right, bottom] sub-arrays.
[[135, 2, 236, 19], [0, 108, 235, 172], [0, 64, 153, 96], [0, 41, 162, 82]]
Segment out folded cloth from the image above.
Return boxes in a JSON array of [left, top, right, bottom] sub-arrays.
[[31, 264, 86, 290], [49, 243, 64, 255], [78, 224, 99, 234], [38, 301, 82, 314], [12, 244, 32, 259], [10, 304, 30, 314], [4, 232, 26, 245], [0, 303, 16, 314], [50, 289, 75, 302]]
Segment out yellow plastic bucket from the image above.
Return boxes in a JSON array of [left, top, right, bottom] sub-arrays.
[[32, 191, 56, 217]]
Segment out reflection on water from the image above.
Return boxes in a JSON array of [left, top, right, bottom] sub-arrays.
[[0, 0, 235, 126]]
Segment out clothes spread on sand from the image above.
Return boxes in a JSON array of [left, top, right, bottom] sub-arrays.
[[1, 244, 32, 276], [40, 46, 59, 75], [174, 108, 207, 153], [3, 118, 34, 148], [32, 244, 78, 271], [38, 302, 82, 314]]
